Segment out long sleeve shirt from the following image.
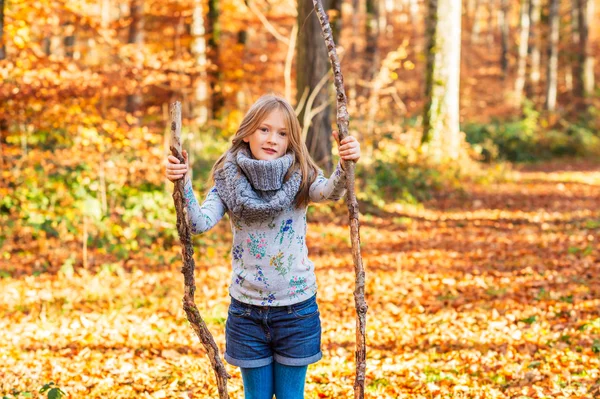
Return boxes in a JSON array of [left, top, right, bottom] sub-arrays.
[[183, 160, 347, 306]]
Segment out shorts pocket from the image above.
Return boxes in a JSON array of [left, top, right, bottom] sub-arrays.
[[292, 298, 319, 319], [228, 301, 250, 317]]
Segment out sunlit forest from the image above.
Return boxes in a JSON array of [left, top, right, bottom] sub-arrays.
[[1, 0, 600, 397]]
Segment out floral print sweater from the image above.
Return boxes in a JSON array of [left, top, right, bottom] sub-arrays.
[[183, 161, 347, 306]]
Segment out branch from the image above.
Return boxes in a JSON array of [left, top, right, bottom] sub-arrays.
[[247, 0, 290, 44], [169, 102, 230, 399], [311, 2, 368, 399]]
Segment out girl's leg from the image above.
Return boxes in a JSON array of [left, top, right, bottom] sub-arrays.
[[240, 363, 275, 399], [273, 362, 308, 399]]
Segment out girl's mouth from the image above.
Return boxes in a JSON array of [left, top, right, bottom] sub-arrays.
[[263, 148, 276, 154]]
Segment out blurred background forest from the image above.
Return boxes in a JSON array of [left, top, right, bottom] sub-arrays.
[[2, 1, 600, 398], [0, 0, 599, 280]]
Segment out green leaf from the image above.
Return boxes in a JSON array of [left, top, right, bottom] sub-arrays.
[[39, 382, 55, 394], [47, 388, 65, 399], [520, 315, 537, 324], [527, 361, 541, 369]]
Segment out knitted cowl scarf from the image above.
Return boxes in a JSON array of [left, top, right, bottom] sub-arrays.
[[214, 144, 302, 224]]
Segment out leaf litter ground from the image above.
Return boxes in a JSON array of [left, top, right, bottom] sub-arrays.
[[1, 163, 599, 398]]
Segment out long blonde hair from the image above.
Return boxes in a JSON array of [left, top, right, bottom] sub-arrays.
[[210, 94, 320, 208]]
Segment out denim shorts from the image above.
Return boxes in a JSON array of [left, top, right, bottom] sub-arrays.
[[224, 294, 322, 368]]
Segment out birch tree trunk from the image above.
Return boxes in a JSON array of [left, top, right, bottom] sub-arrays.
[[126, 0, 144, 114], [574, 0, 595, 100], [191, 0, 210, 126], [470, 0, 481, 44], [546, 0, 559, 111], [514, 0, 530, 106], [422, 0, 463, 162], [487, 0, 495, 44]]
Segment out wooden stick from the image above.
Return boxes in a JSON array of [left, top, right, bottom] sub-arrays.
[[169, 101, 230, 399], [311, 3, 368, 398]]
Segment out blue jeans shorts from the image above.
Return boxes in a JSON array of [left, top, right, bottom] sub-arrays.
[[224, 294, 322, 368]]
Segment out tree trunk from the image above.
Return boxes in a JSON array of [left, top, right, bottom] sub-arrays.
[[0, 0, 5, 60], [191, 0, 210, 126], [514, 0, 530, 106], [499, 0, 509, 79], [409, 0, 419, 22], [365, 0, 380, 84], [545, 0, 559, 111], [101, 0, 111, 28], [296, 0, 340, 173], [574, 0, 594, 100], [126, 0, 144, 114], [470, 0, 481, 44], [63, 18, 76, 58], [208, 0, 224, 118], [528, 0, 541, 91], [487, 0, 495, 44], [421, 0, 462, 162]]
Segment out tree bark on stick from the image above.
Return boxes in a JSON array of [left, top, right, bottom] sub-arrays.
[[311, 2, 368, 398], [169, 102, 230, 399]]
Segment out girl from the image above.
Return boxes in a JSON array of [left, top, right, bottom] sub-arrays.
[[165, 94, 360, 399]]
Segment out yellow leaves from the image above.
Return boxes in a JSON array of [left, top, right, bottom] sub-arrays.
[[205, 247, 216, 258]]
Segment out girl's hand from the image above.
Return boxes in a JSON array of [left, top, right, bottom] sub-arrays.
[[333, 131, 361, 170], [165, 150, 189, 182]]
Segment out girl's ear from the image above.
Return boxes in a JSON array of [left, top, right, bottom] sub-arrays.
[[242, 136, 248, 143]]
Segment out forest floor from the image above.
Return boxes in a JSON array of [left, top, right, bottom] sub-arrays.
[[1, 161, 600, 399]]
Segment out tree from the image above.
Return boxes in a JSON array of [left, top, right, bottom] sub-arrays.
[[499, 0, 509, 78], [574, 0, 594, 101], [0, 0, 5, 60], [191, 0, 210, 126], [528, 0, 542, 93], [546, 0, 559, 111], [365, 0, 380, 84], [514, 0, 530, 106], [421, 0, 462, 162], [126, 0, 144, 114], [208, 0, 224, 118], [296, 0, 341, 173]]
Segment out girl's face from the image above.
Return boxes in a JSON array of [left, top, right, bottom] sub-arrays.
[[243, 109, 290, 161]]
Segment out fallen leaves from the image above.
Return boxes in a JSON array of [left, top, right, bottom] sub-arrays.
[[2, 164, 600, 398]]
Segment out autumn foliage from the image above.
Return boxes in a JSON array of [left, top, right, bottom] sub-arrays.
[[1, 0, 600, 398]]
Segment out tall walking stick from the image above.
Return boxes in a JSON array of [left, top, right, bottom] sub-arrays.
[[169, 102, 231, 399], [311, 2, 368, 398]]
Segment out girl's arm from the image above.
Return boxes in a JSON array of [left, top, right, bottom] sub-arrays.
[[309, 160, 347, 203], [166, 150, 225, 234], [309, 132, 361, 203], [184, 179, 227, 234]]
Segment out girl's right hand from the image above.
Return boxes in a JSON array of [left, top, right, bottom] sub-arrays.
[[165, 150, 189, 182]]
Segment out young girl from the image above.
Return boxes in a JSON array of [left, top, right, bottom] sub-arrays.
[[165, 94, 361, 399]]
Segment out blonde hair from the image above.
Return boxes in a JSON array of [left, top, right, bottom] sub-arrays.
[[210, 94, 320, 208]]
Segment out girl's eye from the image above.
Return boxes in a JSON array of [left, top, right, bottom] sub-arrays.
[[279, 132, 287, 137], [259, 127, 268, 133]]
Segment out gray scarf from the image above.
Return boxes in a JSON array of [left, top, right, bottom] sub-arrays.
[[214, 145, 302, 224]]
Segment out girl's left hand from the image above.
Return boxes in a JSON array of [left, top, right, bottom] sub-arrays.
[[333, 131, 361, 168]]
